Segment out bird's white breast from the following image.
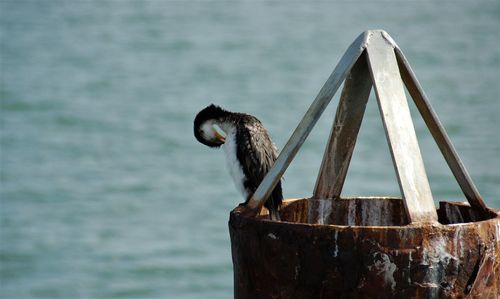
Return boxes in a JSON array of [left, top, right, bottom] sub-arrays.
[[223, 129, 249, 199]]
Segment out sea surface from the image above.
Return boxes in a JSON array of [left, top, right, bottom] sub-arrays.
[[1, 1, 499, 298]]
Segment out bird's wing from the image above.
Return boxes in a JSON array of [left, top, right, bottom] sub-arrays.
[[235, 119, 278, 194]]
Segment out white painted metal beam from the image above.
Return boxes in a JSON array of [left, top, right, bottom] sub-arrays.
[[366, 31, 437, 223], [243, 32, 370, 215], [313, 52, 372, 199], [395, 49, 496, 218]]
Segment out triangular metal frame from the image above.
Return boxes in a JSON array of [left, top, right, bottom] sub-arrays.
[[241, 30, 494, 223]]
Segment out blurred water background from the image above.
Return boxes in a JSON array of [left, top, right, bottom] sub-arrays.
[[1, 1, 499, 298]]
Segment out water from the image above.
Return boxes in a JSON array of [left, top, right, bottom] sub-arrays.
[[1, 1, 498, 298]]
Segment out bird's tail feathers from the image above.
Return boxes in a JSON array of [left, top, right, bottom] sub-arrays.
[[266, 185, 283, 221]]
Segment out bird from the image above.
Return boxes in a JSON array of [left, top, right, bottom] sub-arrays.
[[193, 104, 282, 220]]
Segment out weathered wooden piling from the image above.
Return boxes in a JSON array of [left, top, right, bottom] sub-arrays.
[[229, 30, 500, 299]]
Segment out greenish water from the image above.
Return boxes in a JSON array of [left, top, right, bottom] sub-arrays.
[[1, 1, 498, 298]]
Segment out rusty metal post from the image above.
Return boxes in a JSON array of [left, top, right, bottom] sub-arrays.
[[229, 30, 500, 299], [230, 199, 500, 299]]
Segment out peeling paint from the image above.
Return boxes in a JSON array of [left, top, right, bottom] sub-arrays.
[[332, 230, 339, 258], [230, 198, 500, 298], [408, 251, 412, 285], [421, 234, 458, 288], [496, 221, 500, 241], [421, 235, 456, 266], [317, 199, 332, 225], [453, 226, 464, 272], [347, 200, 356, 226], [267, 233, 277, 240], [368, 252, 397, 290]]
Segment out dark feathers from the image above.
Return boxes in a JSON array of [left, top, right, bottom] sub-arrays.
[[193, 104, 282, 219], [234, 115, 282, 217]]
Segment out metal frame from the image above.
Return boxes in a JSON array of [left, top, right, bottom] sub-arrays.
[[241, 30, 493, 223]]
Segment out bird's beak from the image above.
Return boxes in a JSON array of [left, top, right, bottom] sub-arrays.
[[213, 124, 226, 143], [214, 130, 226, 143]]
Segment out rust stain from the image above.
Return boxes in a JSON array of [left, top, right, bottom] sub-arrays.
[[230, 198, 500, 299]]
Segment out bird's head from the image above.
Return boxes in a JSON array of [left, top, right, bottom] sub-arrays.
[[194, 104, 229, 148]]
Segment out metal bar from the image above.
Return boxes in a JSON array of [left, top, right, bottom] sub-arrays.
[[395, 48, 495, 217], [241, 31, 370, 216], [313, 52, 372, 199], [366, 31, 438, 223]]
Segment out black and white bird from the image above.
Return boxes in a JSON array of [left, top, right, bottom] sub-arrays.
[[193, 104, 282, 220]]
